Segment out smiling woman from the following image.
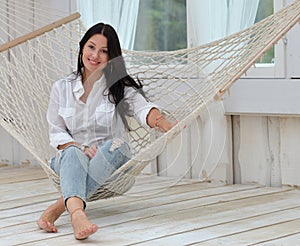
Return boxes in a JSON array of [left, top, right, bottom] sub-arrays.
[[39, 22, 172, 240]]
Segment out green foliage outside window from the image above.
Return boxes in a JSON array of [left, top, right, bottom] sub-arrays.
[[255, 0, 274, 63], [134, 0, 187, 51], [134, 0, 274, 65]]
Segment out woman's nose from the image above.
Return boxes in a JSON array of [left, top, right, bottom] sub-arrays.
[[92, 50, 98, 57], [90, 51, 100, 60]]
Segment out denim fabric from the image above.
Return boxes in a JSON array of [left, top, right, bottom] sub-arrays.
[[50, 138, 131, 207]]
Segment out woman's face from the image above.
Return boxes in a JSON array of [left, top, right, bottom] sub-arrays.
[[82, 34, 109, 79]]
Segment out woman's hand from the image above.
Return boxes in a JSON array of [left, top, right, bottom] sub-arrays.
[[147, 108, 173, 132], [58, 142, 98, 158], [83, 144, 97, 158], [155, 116, 173, 132]]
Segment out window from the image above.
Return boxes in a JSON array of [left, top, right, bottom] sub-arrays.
[[254, 0, 274, 64], [133, 0, 283, 77], [134, 0, 187, 51], [246, 0, 285, 78]]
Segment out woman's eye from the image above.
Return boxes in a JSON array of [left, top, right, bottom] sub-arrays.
[[101, 49, 108, 54], [88, 45, 95, 50]]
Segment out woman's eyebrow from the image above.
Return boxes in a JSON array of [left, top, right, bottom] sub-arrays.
[[88, 41, 108, 49], [87, 41, 96, 45]]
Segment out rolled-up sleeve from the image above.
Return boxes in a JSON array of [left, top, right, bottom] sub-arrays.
[[124, 87, 159, 127], [47, 82, 74, 149]]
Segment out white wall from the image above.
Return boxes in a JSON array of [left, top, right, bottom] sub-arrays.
[[231, 115, 300, 187], [220, 8, 300, 187], [153, 101, 233, 185]]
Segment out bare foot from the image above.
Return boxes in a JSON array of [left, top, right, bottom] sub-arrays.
[[71, 208, 98, 240], [37, 197, 65, 233]]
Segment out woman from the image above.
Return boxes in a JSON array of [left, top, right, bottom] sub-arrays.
[[37, 22, 172, 240]]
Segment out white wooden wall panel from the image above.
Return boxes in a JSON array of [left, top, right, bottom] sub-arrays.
[[238, 116, 272, 185], [224, 79, 300, 115], [0, 127, 38, 166], [157, 125, 191, 178], [268, 117, 282, 187], [225, 115, 233, 184], [189, 116, 205, 179], [196, 101, 231, 183], [157, 101, 232, 184], [0, 127, 13, 165], [280, 118, 300, 186], [232, 116, 241, 183], [235, 116, 300, 187]]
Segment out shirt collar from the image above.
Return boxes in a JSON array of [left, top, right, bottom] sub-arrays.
[[72, 74, 107, 101]]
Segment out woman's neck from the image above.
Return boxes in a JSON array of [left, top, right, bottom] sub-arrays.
[[82, 69, 103, 85]]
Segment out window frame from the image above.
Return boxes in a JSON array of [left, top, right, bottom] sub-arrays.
[[185, 0, 285, 79], [241, 0, 285, 79], [133, 1, 285, 84], [223, 0, 300, 116]]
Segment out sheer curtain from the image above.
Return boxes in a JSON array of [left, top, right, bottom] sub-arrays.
[[76, 0, 140, 50], [187, 0, 259, 46]]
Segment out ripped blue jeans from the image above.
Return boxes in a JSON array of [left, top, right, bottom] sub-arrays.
[[50, 138, 131, 207]]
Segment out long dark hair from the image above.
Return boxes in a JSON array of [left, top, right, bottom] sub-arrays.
[[74, 23, 145, 129]]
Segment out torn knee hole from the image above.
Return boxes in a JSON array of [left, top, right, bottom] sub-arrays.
[[109, 139, 124, 152]]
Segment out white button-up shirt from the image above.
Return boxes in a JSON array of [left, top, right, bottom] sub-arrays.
[[47, 73, 157, 149]]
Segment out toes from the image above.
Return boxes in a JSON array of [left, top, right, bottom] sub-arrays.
[[92, 224, 98, 233], [37, 220, 57, 233], [50, 225, 58, 233], [37, 220, 46, 229], [75, 224, 98, 240]]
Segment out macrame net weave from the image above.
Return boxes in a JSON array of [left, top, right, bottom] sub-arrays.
[[0, 0, 299, 201]]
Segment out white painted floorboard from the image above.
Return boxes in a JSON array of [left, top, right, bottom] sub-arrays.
[[0, 165, 300, 246]]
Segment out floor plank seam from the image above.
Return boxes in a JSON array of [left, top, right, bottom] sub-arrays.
[[247, 232, 300, 246]]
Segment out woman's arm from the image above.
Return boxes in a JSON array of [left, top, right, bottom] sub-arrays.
[[124, 87, 173, 132], [57, 142, 81, 150]]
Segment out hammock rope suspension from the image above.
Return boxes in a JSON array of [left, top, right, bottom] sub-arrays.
[[0, 0, 299, 201]]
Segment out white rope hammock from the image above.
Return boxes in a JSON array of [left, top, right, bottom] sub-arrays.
[[1, 0, 300, 201]]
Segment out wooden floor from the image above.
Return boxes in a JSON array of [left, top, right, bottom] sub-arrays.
[[1, 165, 300, 246]]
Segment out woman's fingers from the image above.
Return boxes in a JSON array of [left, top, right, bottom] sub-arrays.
[[84, 144, 97, 158]]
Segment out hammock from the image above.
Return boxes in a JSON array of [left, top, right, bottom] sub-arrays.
[[1, 0, 299, 201]]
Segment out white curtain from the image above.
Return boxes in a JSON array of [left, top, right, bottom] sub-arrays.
[[76, 0, 140, 50], [187, 0, 260, 46]]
